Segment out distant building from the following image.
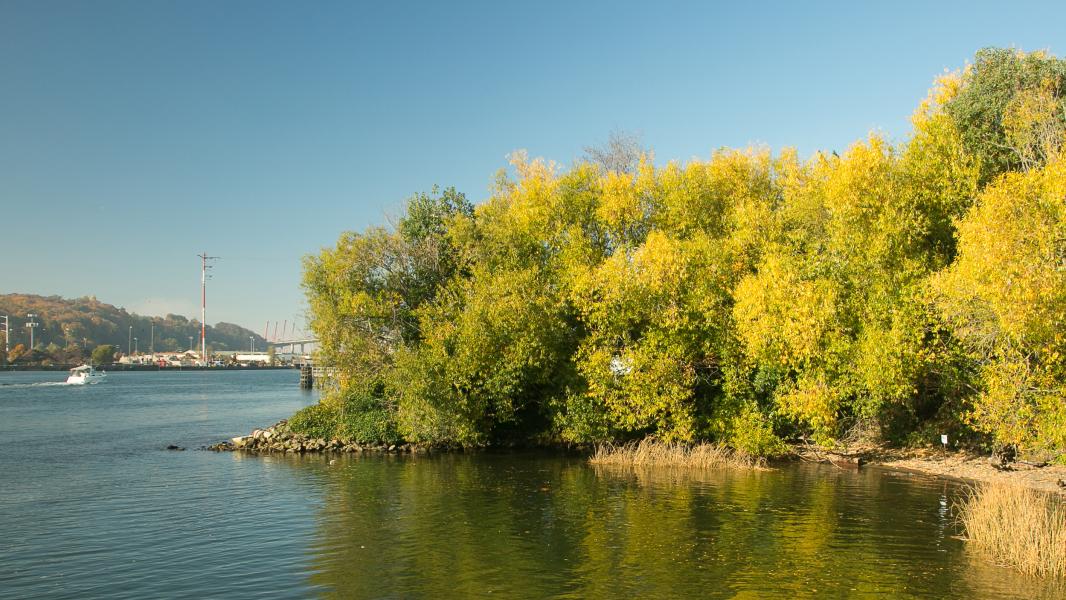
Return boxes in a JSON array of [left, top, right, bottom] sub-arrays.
[[119, 350, 200, 367], [234, 352, 271, 364]]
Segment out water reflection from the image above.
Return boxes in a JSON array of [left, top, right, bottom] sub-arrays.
[[5, 371, 1056, 598], [259, 453, 1064, 599]]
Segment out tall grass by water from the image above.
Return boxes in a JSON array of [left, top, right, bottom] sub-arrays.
[[957, 483, 1066, 578], [589, 439, 763, 470]]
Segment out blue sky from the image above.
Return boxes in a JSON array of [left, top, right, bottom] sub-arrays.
[[1, 1, 1063, 332]]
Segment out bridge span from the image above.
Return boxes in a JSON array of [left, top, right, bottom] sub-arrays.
[[268, 337, 319, 361]]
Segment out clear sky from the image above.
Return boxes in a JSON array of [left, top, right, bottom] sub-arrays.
[[1, 1, 1063, 333]]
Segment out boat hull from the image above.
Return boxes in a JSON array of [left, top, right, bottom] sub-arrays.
[[66, 372, 106, 385]]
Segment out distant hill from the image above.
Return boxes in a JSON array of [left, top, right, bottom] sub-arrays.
[[0, 294, 268, 363]]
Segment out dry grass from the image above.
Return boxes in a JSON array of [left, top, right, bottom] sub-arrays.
[[589, 439, 764, 470], [957, 483, 1066, 578]]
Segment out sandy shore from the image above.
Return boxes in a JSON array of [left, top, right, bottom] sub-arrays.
[[867, 448, 1066, 497], [791, 443, 1066, 497]]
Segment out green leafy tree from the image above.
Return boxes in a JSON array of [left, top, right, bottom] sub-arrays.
[[91, 344, 115, 365], [944, 47, 1066, 183]]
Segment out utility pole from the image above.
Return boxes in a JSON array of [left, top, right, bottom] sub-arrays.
[[1, 315, 9, 355], [197, 252, 219, 362], [26, 314, 38, 350], [128, 325, 132, 357], [249, 336, 254, 353]]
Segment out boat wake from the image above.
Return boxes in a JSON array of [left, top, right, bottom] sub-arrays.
[[0, 381, 77, 388]]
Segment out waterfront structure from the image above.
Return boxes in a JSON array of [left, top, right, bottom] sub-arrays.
[[118, 350, 200, 367]]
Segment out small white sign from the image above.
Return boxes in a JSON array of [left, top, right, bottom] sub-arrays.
[[941, 434, 949, 446]]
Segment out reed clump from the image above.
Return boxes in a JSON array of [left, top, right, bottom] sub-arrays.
[[957, 483, 1066, 578], [589, 439, 764, 470]]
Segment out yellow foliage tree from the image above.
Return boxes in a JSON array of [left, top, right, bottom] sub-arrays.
[[934, 158, 1066, 454], [295, 49, 1066, 458]]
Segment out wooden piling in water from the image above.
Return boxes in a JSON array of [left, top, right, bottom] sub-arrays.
[[299, 364, 313, 389]]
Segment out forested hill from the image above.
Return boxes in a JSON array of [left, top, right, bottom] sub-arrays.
[[0, 294, 267, 356]]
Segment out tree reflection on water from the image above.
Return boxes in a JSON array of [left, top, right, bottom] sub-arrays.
[[262, 453, 1063, 599]]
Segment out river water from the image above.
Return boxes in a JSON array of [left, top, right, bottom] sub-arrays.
[[0, 369, 1061, 599]]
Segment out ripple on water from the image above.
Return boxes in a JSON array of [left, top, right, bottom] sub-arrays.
[[1, 372, 1064, 598]]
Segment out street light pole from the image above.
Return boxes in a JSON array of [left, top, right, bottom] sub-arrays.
[[249, 336, 254, 353], [188, 336, 194, 352], [134, 337, 138, 355], [26, 314, 38, 350], [128, 325, 132, 357], [150, 324, 154, 355]]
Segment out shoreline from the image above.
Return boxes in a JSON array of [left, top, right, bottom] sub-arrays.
[[796, 444, 1066, 497], [866, 448, 1066, 498], [207, 420, 421, 454], [209, 423, 1066, 497]]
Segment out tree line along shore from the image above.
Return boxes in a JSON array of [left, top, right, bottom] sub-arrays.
[[213, 47, 1066, 580], [289, 48, 1066, 468]]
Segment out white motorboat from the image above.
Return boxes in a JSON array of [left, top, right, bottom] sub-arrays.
[[67, 364, 106, 385]]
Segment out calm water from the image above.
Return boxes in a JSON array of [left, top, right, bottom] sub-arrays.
[[0, 370, 1061, 599]]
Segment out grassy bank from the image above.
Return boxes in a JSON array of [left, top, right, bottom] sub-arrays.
[[958, 484, 1066, 578], [589, 439, 763, 470]]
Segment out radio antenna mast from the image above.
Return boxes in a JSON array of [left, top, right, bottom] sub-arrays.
[[198, 252, 219, 362]]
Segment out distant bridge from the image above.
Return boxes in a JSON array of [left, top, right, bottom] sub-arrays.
[[268, 337, 319, 359], [260, 320, 319, 362]]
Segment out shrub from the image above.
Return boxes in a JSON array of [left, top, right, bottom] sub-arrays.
[[337, 390, 401, 444], [288, 402, 339, 439], [728, 406, 788, 458]]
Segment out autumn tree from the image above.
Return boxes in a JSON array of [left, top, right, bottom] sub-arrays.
[[293, 48, 1066, 460], [933, 158, 1066, 456], [7, 343, 26, 364]]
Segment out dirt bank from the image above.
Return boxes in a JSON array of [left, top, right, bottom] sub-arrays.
[[850, 447, 1066, 497]]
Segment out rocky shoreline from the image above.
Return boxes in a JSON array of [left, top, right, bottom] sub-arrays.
[[206, 420, 420, 454]]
